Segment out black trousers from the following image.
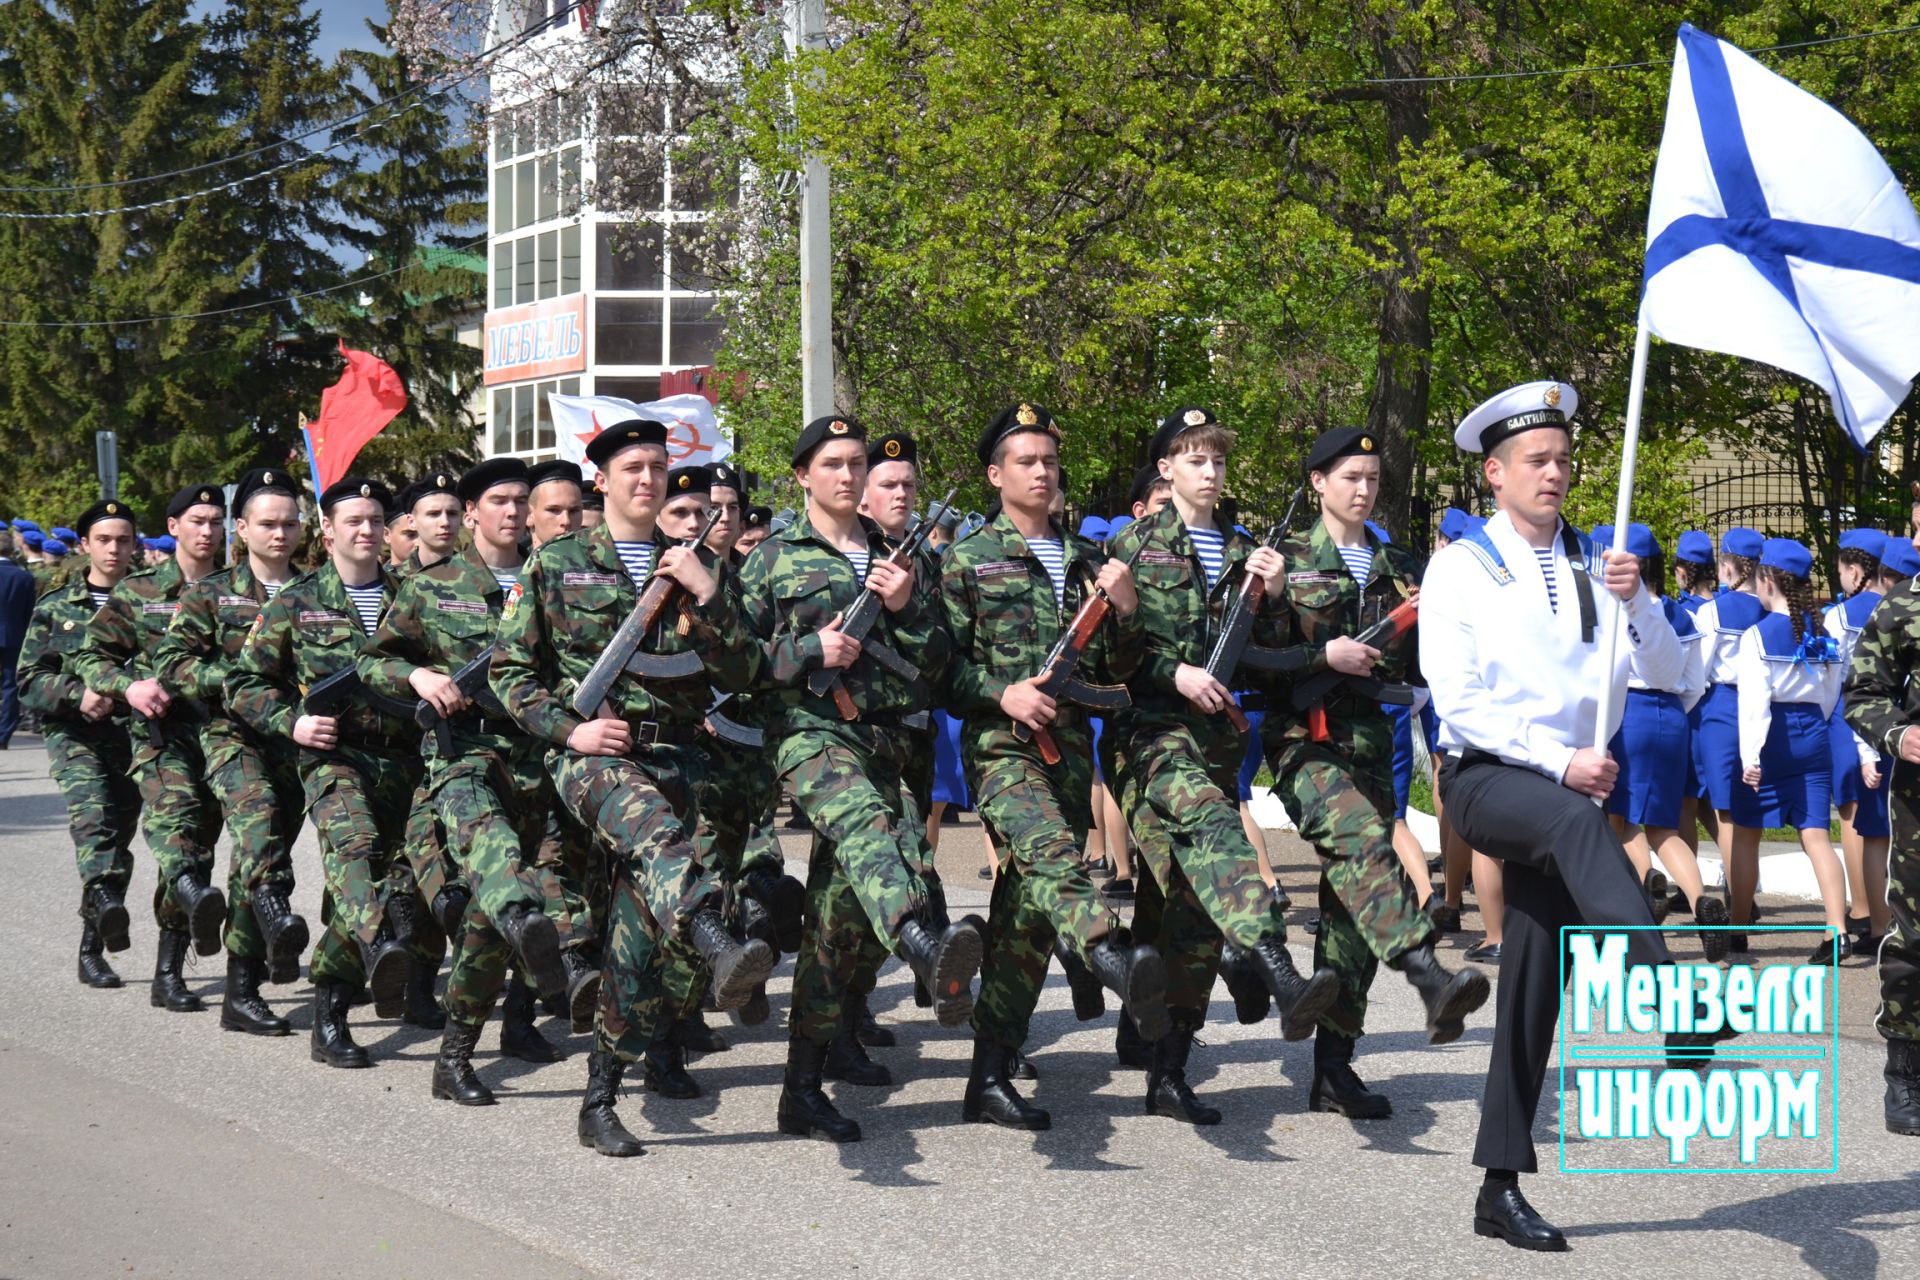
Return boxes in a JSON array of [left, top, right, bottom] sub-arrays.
[[1439, 750, 1673, 1173]]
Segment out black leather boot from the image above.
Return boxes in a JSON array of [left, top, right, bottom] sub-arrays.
[[499, 971, 563, 1063], [1145, 1015, 1220, 1126], [249, 883, 309, 985], [430, 884, 471, 939], [357, 929, 412, 1019], [578, 1051, 644, 1156], [431, 1019, 496, 1105], [1886, 1037, 1920, 1136], [1219, 944, 1270, 1025], [1390, 942, 1490, 1045], [1248, 938, 1341, 1042], [561, 947, 602, 1035], [77, 919, 123, 989], [172, 870, 227, 957], [852, 989, 895, 1047], [897, 916, 984, 1028], [643, 1025, 701, 1099], [498, 903, 567, 1003], [776, 1036, 861, 1143], [1086, 937, 1171, 1042], [962, 1036, 1051, 1130], [83, 881, 131, 953], [1309, 1031, 1390, 1119], [310, 978, 371, 1068], [402, 961, 446, 1030], [1115, 1009, 1152, 1070], [675, 1010, 729, 1054], [1055, 936, 1107, 1022], [824, 1006, 893, 1087], [744, 866, 806, 954], [149, 928, 204, 1012], [1009, 1049, 1039, 1081], [220, 954, 290, 1036], [689, 909, 777, 1012]]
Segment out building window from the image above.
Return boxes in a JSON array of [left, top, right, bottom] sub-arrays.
[[488, 376, 580, 457], [595, 376, 661, 405], [597, 298, 664, 365]]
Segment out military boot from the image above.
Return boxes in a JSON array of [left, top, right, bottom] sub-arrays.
[[149, 928, 204, 1012], [1054, 936, 1107, 1022], [499, 971, 563, 1063], [1308, 1031, 1391, 1119], [1390, 942, 1490, 1045], [643, 1026, 701, 1099], [497, 902, 567, 1003], [249, 883, 309, 985], [1219, 943, 1271, 1025], [77, 920, 123, 989], [852, 989, 895, 1047], [83, 881, 131, 953], [688, 909, 776, 1012], [430, 883, 471, 939], [431, 1019, 496, 1106], [1145, 1014, 1221, 1126], [896, 917, 984, 1028], [1115, 1009, 1153, 1070], [578, 1050, 644, 1157], [172, 870, 227, 957], [402, 962, 446, 1030], [1247, 938, 1341, 1041], [962, 1036, 1050, 1131], [560, 947, 601, 1035], [310, 978, 371, 1068], [1887, 1038, 1920, 1136], [219, 954, 290, 1036], [1085, 936, 1171, 1042], [744, 866, 806, 954], [357, 926, 412, 1019], [675, 1010, 729, 1055], [824, 1006, 893, 1087], [776, 1036, 861, 1143]]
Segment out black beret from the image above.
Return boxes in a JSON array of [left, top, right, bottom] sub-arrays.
[[1303, 427, 1380, 475], [400, 470, 459, 514], [75, 498, 137, 538], [666, 464, 713, 497], [793, 414, 866, 467], [319, 476, 394, 514], [1148, 406, 1221, 462], [743, 505, 772, 529], [581, 488, 605, 511], [231, 467, 299, 517], [586, 419, 670, 469], [977, 403, 1059, 467], [709, 460, 746, 494], [457, 456, 531, 503], [528, 459, 585, 492], [868, 432, 918, 468], [166, 484, 226, 521], [1128, 464, 1168, 507]]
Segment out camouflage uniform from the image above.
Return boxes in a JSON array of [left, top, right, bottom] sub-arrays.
[[490, 523, 760, 1062], [18, 575, 141, 899], [1100, 503, 1291, 1015], [941, 512, 1145, 1048], [152, 560, 305, 960], [736, 512, 952, 1045], [72, 557, 224, 930], [229, 561, 422, 987], [1256, 521, 1434, 1040]]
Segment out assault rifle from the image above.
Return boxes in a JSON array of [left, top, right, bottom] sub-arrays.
[[1200, 485, 1309, 731], [1011, 542, 1145, 765], [413, 643, 506, 754], [1288, 598, 1419, 742], [302, 664, 421, 724], [122, 656, 209, 749], [569, 509, 719, 718]]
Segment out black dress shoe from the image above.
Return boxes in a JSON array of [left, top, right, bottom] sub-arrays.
[[1808, 933, 1853, 966], [1465, 939, 1503, 964], [1644, 868, 1671, 924], [1695, 896, 1731, 964], [1473, 1183, 1568, 1252]]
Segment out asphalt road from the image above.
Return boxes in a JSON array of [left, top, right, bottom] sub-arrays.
[[2, 732, 1916, 1279]]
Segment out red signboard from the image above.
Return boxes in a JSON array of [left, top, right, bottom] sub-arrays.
[[484, 293, 587, 386]]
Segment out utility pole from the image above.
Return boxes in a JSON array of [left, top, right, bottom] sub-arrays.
[[783, 0, 835, 422]]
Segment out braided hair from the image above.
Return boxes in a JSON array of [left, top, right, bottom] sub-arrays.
[[1677, 557, 1716, 596], [1721, 552, 1758, 592], [1761, 564, 1819, 650], [1837, 546, 1881, 594], [1639, 550, 1666, 597]]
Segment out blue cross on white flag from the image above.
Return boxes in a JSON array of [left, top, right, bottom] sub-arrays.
[[1642, 23, 1920, 447]]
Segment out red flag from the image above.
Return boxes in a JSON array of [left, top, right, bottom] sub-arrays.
[[307, 341, 407, 491]]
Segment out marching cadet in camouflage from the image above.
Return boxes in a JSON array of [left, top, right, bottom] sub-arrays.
[[941, 403, 1172, 1131], [1843, 569, 1920, 1136], [399, 471, 463, 575], [362, 457, 598, 1105], [73, 484, 232, 1012], [491, 419, 773, 1158], [18, 499, 143, 989], [1255, 428, 1489, 1119], [737, 413, 981, 1146], [152, 470, 312, 1036], [1102, 408, 1339, 1126], [229, 477, 421, 1068], [527, 459, 586, 550]]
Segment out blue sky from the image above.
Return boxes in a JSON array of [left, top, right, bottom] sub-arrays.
[[189, 1, 394, 61]]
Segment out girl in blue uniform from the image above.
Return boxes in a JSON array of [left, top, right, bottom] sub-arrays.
[[1730, 539, 1850, 963], [1604, 525, 1724, 958], [1691, 529, 1766, 875], [1672, 530, 1720, 873], [1826, 531, 1891, 953]]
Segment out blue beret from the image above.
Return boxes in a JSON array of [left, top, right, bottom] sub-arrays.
[[152, 534, 177, 553], [1589, 523, 1613, 549], [22, 530, 44, 550], [11, 518, 41, 533], [1437, 508, 1471, 541], [43, 538, 68, 557], [51, 526, 77, 542], [1077, 515, 1111, 542], [1839, 528, 1885, 556], [1107, 514, 1134, 534], [1759, 537, 1812, 577], [1622, 522, 1658, 559], [1721, 527, 1763, 560], [1365, 519, 1392, 544], [1881, 537, 1920, 579], [1675, 530, 1714, 565]]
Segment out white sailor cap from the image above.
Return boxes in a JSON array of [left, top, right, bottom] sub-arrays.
[[1455, 381, 1579, 454]]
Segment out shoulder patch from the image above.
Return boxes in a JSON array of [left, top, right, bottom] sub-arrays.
[[562, 572, 622, 587], [435, 598, 489, 616], [1139, 550, 1187, 567], [218, 594, 253, 608], [245, 612, 266, 644], [141, 601, 178, 617], [973, 561, 1027, 579], [1287, 571, 1340, 584], [297, 610, 346, 626], [502, 580, 523, 618]]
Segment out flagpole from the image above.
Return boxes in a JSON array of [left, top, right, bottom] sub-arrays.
[[1592, 318, 1653, 757]]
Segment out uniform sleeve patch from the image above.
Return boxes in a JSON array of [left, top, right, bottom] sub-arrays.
[[434, 599, 489, 615], [503, 581, 523, 618], [1139, 551, 1187, 566], [973, 561, 1028, 579], [562, 572, 621, 587]]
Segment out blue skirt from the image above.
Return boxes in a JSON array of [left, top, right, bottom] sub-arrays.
[[1237, 709, 1265, 801], [1829, 697, 1891, 836], [1386, 700, 1416, 818], [1730, 702, 1831, 830], [1606, 688, 1690, 829], [1691, 683, 1740, 812], [931, 710, 970, 808]]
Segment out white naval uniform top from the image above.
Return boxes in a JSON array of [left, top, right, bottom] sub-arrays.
[[1694, 590, 1768, 686], [1626, 594, 1708, 713], [1823, 595, 1882, 770], [1734, 610, 1846, 770], [1420, 510, 1683, 783]]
